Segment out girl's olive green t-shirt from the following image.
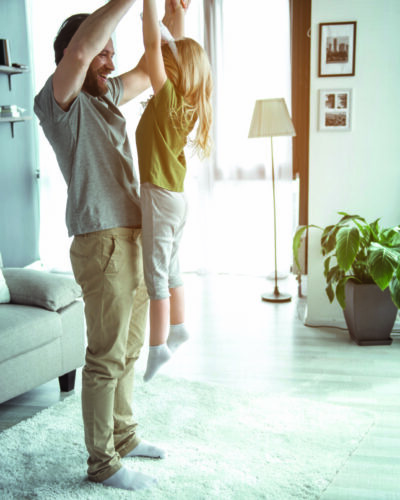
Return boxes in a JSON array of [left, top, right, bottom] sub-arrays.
[[136, 79, 193, 192]]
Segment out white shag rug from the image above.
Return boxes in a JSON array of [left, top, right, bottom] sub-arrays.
[[0, 375, 374, 499]]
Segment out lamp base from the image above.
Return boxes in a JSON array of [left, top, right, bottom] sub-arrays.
[[261, 287, 292, 303]]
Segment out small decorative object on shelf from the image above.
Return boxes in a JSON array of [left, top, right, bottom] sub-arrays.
[[0, 104, 23, 118], [12, 63, 28, 70], [0, 39, 11, 66]]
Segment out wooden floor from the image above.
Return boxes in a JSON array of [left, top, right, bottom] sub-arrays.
[[1, 273, 400, 499]]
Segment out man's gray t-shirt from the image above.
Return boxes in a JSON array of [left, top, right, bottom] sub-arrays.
[[34, 76, 141, 236]]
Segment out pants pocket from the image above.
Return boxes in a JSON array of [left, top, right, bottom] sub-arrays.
[[102, 236, 121, 275]]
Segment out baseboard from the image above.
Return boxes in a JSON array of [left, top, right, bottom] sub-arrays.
[[304, 313, 400, 334], [304, 317, 348, 331]]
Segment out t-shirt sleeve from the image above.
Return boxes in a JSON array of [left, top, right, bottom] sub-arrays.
[[107, 77, 123, 106], [34, 75, 81, 133], [33, 75, 78, 170], [34, 75, 70, 125]]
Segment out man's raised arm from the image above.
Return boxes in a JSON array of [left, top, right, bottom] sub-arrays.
[[53, 0, 136, 111]]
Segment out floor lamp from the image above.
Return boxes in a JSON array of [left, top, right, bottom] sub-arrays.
[[248, 98, 296, 303]]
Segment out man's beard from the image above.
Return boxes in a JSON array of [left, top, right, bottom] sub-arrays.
[[82, 67, 108, 97]]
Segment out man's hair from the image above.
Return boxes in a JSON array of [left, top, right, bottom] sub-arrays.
[[54, 13, 90, 65]]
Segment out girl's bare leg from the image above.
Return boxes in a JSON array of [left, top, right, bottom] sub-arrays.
[[149, 297, 170, 346], [169, 285, 185, 324], [167, 286, 189, 352]]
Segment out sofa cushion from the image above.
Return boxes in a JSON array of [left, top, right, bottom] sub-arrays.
[[2, 268, 81, 312], [0, 304, 61, 363], [0, 268, 10, 303]]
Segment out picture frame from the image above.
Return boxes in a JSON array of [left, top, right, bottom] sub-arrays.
[[318, 22, 357, 77], [318, 89, 352, 131]]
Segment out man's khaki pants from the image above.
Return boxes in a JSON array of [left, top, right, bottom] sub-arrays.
[[70, 227, 149, 483]]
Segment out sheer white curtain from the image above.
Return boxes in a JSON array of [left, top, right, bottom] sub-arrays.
[[205, 0, 292, 181], [186, 0, 296, 276]]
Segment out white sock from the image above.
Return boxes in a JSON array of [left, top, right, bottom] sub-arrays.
[[126, 440, 166, 459], [102, 466, 156, 491], [167, 324, 189, 353], [143, 344, 171, 382]]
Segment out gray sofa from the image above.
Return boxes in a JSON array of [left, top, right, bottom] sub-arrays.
[[0, 268, 85, 404]]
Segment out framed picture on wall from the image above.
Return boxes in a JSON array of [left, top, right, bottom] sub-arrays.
[[318, 89, 352, 131], [318, 22, 357, 77]]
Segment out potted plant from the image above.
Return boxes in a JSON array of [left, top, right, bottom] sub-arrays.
[[293, 212, 400, 345]]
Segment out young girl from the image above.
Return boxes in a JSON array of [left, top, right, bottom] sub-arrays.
[[136, 0, 212, 382]]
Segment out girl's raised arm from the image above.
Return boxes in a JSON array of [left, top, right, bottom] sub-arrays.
[[143, 0, 168, 95]]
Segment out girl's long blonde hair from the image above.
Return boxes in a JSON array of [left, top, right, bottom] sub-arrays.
[[161, 37, 213, 158]]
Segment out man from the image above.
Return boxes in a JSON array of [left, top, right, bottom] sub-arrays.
[[34, 0, 187, 492]]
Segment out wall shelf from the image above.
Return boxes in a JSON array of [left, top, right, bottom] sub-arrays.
[[0, 116, 32, 138], [0, 65, 28, 90]]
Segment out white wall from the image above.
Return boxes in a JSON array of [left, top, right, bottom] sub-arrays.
[[306, 0, 400, 326]]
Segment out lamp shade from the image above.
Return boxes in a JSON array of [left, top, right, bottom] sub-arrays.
[[248, 98, 296, 138]]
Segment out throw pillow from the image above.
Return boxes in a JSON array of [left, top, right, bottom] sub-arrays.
[[0, 268, 11, 303], [2, 268, 81, 312]]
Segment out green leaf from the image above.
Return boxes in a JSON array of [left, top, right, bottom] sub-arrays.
[[389, 276, 400, 309], [336, 276, 357, 309], [292, 224, 321, 271], [325, 283, 334, 303], [323, 256, 331, 278], [321, 225, 339, 254], [292, 226, 308, 272], [337, 212, 366, 225], [357, 218, 379, 242], [368, 243, 399, 290], [326, 265, 342, 284], [382, 227, 400, 247], [336, 227, 360, 271], [335, 279, 347, 309]]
